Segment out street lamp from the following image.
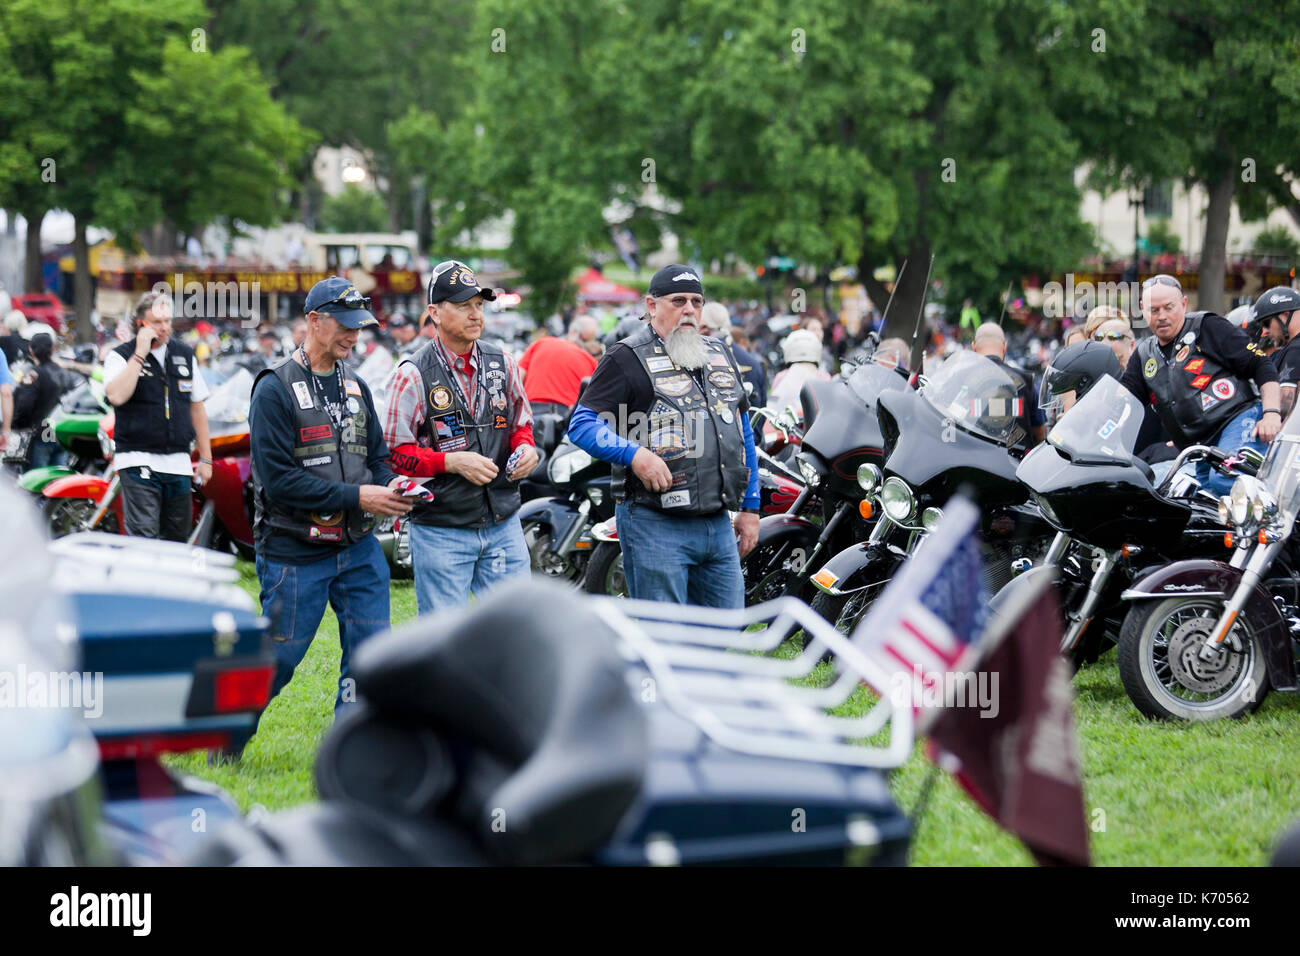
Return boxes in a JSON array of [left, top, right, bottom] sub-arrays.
[[341, 161, 367, 185]]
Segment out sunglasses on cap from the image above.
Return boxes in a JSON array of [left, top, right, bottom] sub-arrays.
[[1093, 330, 1133, 341], [432, 259, 469, 278], [318, 289, 372, 311], [1141, 274, 1182, 293]]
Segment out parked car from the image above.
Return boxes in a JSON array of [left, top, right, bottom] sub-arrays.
[[13, 292, 66, 332]]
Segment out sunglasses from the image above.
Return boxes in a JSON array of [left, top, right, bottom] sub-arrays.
[[661, 295, 705, 309], [319, 291, 372, 311], [1142, 274, 1182, 292], [1093, 330, 1133, 341]]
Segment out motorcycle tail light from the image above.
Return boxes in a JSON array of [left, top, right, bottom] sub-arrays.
[[98, 731, 230, 761], [858, 500, 873, 520], [214, 665, 274, 713]]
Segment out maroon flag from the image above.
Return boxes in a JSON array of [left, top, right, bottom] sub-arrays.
[[928, 571, 1091, 866]]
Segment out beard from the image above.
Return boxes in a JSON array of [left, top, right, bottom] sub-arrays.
[[665, 325, 709, 369]]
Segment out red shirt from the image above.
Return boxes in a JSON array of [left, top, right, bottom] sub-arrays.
[[517, 336, 598, 407]]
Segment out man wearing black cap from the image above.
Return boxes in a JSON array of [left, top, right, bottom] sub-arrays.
[[248, 276, 412, 726], [566, 265, 760, 608], [387, 312, 419, 356], [1251, 286, 1300, 415], [382, 260, 539, 613]]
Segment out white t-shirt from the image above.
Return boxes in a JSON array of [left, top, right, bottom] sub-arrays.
[[103, 344, 211, 476]]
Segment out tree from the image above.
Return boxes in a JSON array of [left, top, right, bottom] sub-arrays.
[[318, 185, 388, 233]]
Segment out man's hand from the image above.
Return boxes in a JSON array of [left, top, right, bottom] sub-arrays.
[[631, 446, 672, 493], [508, 444, 540, 481], [446, 451, 499, 486], [194, 461, 213, 485], [135, 325, 157, 356], [1255, 410, 1283, 443], [0, 430, 8, 452], [359, 484, 413, 517], [734, 511, 759, 558]]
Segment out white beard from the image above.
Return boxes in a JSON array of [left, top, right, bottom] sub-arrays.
[[665, 326, 708, 369]]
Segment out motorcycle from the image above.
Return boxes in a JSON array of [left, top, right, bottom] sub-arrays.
[[810, 351, 1055, 634], [1116, 406, 1300, 721], [1012, 374, 1255, 671], [15, 375, 112, 493], [518, 436, 613, 583], [187, 579, 913, 866], [742, 363, 907, 606]]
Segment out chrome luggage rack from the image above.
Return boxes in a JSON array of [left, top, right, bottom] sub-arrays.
[[591, 595, 914, 770], [47, 532, 254, 609]]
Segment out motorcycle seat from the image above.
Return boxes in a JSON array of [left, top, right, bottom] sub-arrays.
[[346, 579, 648, 865]]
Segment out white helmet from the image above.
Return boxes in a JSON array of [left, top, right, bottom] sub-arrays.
[[781, 328, 822, 365]]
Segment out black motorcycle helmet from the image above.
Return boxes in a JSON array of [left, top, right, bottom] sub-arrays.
[[1038, 340, 1123, 426], [1252, 286, 1300, 342]]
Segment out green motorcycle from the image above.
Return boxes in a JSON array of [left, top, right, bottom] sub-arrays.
[[16, 375, 113, 495]]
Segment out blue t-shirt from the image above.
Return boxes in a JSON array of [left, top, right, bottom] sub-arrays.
[[0, 350, 13, 389]]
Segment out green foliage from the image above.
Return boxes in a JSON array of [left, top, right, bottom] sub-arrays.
[[317, 185, 389, 233], [1250, 225, 1300, 261], [1144, 217, 1181, 255]]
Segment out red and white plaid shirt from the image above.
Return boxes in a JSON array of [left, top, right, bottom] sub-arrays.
[[383, 338, 533, 476]]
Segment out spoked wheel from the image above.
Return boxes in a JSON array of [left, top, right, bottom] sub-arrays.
[[44, 496, 118, 539], [743, 539, 812, 606], [522, 520, 582, 582], [1117, 597, 1269, 721], [582, 541, 627, 597]]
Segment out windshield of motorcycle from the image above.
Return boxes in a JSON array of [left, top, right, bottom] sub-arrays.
[[1044, 374, 1144, 464], [846, 363, 909, 406], [203, 367, 253, 431], [921, 351, 1024, 445], [1255, 406, 1300, 518]]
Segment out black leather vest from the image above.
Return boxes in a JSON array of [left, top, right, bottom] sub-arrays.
[[404, 339, 521, 528], [251, 358, 375, 547], [111, 339, 197, 454], [612, 324, 749, 515], [1135, 312, 1256, 447]]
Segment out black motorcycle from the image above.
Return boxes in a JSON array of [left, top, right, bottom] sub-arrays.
[[1013, 374, 1254, 671], [742, 363, 907, 606], [518, 435, 614, 583], [1116, 407, 1300, 722], [809, 351, 1054, 634]]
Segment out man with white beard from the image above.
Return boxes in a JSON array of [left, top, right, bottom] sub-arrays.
[[567, 265, 759, 607]]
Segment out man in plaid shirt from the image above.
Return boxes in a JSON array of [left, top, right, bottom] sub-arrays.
[[383, 260, 538, 612]]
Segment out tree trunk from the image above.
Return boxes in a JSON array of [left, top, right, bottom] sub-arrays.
[[386, 178, 403, 233], [2, 210, 14, 237], [1199, 172, 1234, 315], [72, 217, 95, 342], [859, 244, 933, 369], [23, 206, 45, 292]]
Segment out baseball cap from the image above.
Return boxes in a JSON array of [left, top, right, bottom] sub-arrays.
[[304, 276, 378, 329], [388, 312, 411, 328], [648, 264, 704, 298], [427, 260, 498, 305]]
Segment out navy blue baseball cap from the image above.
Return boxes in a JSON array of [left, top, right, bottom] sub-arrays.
[[304, 276, 378, 329]]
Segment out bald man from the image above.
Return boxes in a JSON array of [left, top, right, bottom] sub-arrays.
[[971, 322, 1046, 452]]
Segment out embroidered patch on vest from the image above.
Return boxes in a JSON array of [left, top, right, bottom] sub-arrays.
[[300, 424, 333, 443], [1184, 358, 1204, 374], [1190, 374, 1211, 390], [1211, 379, 1236, 400]]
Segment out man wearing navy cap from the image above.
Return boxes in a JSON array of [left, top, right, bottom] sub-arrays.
[[566, 265, 760, 608], [247, 277, 412, 736], [382, 260, 538, 613]]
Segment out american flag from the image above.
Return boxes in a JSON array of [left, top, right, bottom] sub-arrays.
[[851, 496, 991, 732]]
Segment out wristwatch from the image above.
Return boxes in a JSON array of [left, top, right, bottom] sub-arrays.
[[1262, 408, 1282, 416]]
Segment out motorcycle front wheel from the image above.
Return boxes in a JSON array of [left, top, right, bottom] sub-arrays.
[[44, 496, 119, 538], [582, 541, 627, 598], [1117, 596, 1270, 722], [522, 519, 584, 582]]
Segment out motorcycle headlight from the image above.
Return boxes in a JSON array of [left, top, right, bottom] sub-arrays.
[[881, 477, 916, 523], [921, 507, 943, 531], [1251, 488, 1277, 523], [797, 455, 822, 488], [1217, 496, 1231, 526], [1229, 478, 1251, 526], [548, 447, 592, 485], [857, 463, 882, 494]]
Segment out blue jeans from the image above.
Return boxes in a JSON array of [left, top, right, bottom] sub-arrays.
[[616, 501, 744, 608], [255, 534, 391, 715], [409, 516, 530, 614], [1196, 402, 1266, 498], [28, 439, 66, 469]]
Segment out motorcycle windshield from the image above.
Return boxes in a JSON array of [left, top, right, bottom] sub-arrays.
[[1256, 407, 1300, 518], [846, 363, 909, 406], [921, 351, 1023, 446], [1044, 374, 1143, 464], [204, 368, 253, 430]]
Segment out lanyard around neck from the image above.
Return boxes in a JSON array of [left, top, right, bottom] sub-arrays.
[[298, 345, 347, 433]]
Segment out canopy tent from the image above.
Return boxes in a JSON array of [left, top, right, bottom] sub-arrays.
[[575, 268, 641, 304]]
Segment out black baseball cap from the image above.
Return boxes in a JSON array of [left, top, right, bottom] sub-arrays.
[[428, 260, 498, 305], [388, 312, 411, 328], [648, 264, 704, 298], [304, 276, 378, 329]]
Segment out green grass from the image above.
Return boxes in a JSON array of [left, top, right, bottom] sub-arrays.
[[168, 562, 1300, 865]]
